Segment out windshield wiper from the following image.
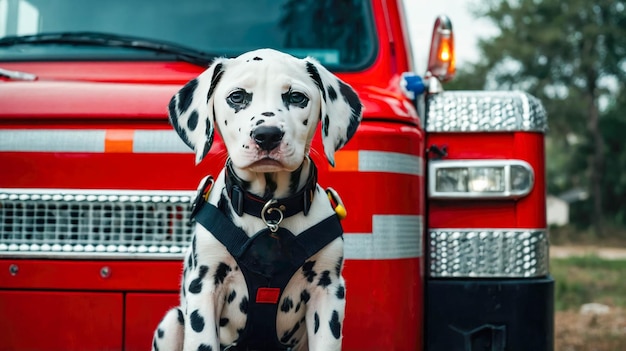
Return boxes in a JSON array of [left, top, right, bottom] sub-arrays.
[[0, 31, 215, 67], [0, 67, 37, 81]]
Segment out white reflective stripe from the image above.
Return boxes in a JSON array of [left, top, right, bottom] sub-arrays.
[[358, 150, 422, 176], [0, 129, 191, 153], [133, 130, 191, 153], [0, 130, 105, 152], [344, 215, 423, 260]]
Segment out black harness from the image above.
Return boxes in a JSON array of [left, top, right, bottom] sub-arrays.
[[191, 162, 344, 351]]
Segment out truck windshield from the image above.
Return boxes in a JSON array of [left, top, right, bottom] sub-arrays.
[[0, 0, 376, 71]]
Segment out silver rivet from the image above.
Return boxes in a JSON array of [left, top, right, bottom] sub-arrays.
[[9, 264, 18, 276], [100, 266, 111, 278]]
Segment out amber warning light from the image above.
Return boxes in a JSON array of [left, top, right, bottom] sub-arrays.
[[427, 15, 456, 82]]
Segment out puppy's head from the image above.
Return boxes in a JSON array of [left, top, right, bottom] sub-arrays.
[[168, 48, 362, 170]]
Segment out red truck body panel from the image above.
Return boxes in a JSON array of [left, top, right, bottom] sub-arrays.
[[0, 0, 553, 350], [427, 132, 547, 229]]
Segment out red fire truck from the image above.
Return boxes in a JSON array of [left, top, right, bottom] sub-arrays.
[[0, 1, 553, 350]]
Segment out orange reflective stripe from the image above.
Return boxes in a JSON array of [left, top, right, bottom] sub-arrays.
[[105, 130, 134, 153], [330, 150, 359, 171], [330, 150, 423, 176]]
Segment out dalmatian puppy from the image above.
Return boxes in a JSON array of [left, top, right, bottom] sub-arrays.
[[152, 48, 362, 351]]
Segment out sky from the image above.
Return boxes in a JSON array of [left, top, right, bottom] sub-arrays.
[[403, 0, 499, 73]]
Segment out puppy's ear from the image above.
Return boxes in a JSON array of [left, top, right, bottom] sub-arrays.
[[168, 58, 227, 164], [304, 58, 363, 167]]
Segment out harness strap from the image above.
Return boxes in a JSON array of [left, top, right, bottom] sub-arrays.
[[192, 202, 343, 350]]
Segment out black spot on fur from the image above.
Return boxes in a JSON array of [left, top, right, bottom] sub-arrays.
[[189, 265, 209, 294], [219, 317, 229, 327], [153, 338, 160, 351], [281, 297, 294, 313], [300, 290, 310, 304], [157, 328, 164, 338], [201, 141, 211, 163], [336, 285, 345, 299], [177, 308, 184, 325], [177, 78, 198, 113], [240, 297, 249, 314], [168, 97, 192, 149], [329, 310, 342, 339], [253, 56, 263, 61], [255, 119, 265, 126], [187, 110, 199, 131], [207, 63, 224, 104], [261, 112, 274, 117], [302, 261, 317, 282], [280, 322, 300, 344], [224, 119, 228, 126], [197, 344, 212, 351], [227, 290, 237, 304], [318, 270, 332, 288], [305, 62, 326, 101], [323, 114, 330, 138], [327, 85, 338, 101], [214, 262, 231, 285], [303, 118, 308, 126], [314, 312, 320, 333], [190, 310, 205, 332], [190, 235, 197, 268], [295, 301, 302, 313], [338, 81, 362, 140], [335, 256, 343, 277], [336, 137, 347, 150]]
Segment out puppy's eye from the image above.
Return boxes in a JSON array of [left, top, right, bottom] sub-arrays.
[[289, 92, 308, 105], [228, 90, 246, 104]]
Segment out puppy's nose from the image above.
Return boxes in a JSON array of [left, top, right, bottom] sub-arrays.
[[252, 126, 284, 151]]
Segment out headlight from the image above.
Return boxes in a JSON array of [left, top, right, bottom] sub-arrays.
[[429, 160, 534, 199]]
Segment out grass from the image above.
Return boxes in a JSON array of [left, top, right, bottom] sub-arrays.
[[551, 255, 626, 311], [551, 255, 626, 351]]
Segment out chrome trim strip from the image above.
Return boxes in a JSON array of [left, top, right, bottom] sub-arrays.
[[426, 91, 548, 132], [428, 159, 534, 199], [428, 228, 549, 278]]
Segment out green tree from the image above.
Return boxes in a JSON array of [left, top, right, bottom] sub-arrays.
[[451, 0, 626, 236]]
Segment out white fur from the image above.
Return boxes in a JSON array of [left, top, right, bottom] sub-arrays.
[[153, 48, 362, 351]]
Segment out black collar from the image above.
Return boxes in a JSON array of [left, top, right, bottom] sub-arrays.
[[223, 159, 317, 218]]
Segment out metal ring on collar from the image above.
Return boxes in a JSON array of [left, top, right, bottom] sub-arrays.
[[261, 199, 284, 233]]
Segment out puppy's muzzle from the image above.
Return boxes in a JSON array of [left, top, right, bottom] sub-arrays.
[[252, 126, 284, 151]]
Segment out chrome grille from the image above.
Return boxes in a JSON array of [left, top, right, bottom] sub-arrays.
[[426, 91, 548, 133], [428, 229, 549, 278], [0, 189, 195, 259]]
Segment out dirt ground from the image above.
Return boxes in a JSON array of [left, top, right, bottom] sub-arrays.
[[555, 308, 626, 351], [552, 246, 626, 351]]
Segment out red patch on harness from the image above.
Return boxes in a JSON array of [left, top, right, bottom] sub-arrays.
[[256, 288, 280, 304]]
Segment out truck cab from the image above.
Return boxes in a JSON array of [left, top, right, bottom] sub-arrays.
[[0, 1, 553, 350]]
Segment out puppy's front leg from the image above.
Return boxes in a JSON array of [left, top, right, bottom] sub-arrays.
[[306, 276, 346, 351], [182, 269, 220, 351], [304, 245, 347, 351]]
